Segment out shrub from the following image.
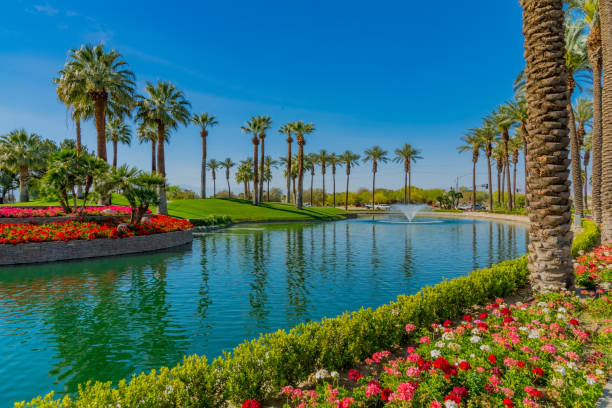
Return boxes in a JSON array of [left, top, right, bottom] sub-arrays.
[[571, 219, 600, 257], [190, 215, 232, 227]]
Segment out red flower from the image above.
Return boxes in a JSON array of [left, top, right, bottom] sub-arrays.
[[488, 354, 497, 364], [458, 361, 472, 371], [569, 318, 579, 325], [443, 320, 452, 327], [524, 386, 543, 398], [463, 315, 472, 322], [479, 312, 488, 319], [348, 369, 363, 381], [517, 360, 525, 368], [380, 388, 392, 402], [242, 400, 260, 408], [532, 367, 544, 376], [503, 398, 514, 408], [503, 316, 514, 324]]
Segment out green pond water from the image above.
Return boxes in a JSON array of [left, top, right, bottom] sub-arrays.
[[0, 216, 528, 406]]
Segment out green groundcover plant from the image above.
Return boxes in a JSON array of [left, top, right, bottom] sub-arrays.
[[14, 226, 602, 408]]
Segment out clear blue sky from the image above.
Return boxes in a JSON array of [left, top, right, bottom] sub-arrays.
[[0, 1, 526, 194]]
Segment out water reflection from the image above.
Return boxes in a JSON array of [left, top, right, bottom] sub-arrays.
[[0, 218, 527, 407]]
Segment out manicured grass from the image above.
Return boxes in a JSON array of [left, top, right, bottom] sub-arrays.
[[5, 197, 348, 223], [167, 198, 347, 222]]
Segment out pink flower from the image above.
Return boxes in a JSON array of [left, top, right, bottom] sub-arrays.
[[419, 336, 430, 344], [395, 382, 419, 402], [336, 397, 355, 408], [405, 323, 417, 333], [365, 380, 381, 398], [429, 401, 443, 408], [348, 369, 363, 381], [406, 366, 420, 377], [540, 344, 557, 354]]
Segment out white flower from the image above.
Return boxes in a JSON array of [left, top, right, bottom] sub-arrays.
[[528, 330, 540, 339], [445, 401, 458, 408], [555, 366, 566, 376], [442, 332, 455, 341], [330, 371, 339, 378], [480, 344, 492, 353], [519, 326, 528, 332], [448, 343, 461, 352], [471, 328, 481, 335], [470, 354, 475, 358], [567, 362, 577, 370], [542, 308, 550, 314], [557, 307, 567, 313], [586, 377, 597, 385], [537, 302, 547, 308], [431, 349, 441, 358], [556, 313, 566, 320], [435, 341, 446, 348], [596, 369, 605, 376], [315, 369, 329, 380], [470, 336, 482, 344]]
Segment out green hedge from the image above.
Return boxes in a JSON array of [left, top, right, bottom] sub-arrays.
[[188, 215, 232, 227], [17, 223, 599, 408], [571, 219, 600, 257]]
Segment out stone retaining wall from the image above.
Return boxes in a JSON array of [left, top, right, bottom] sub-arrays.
[[0, 229, 193, 266]]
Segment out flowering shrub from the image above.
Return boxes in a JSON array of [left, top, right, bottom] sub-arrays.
[[279, 291, 612, 408], [0, 206, 146, 218], [0, 215, 191, 244], [575, 243, 612, 289]]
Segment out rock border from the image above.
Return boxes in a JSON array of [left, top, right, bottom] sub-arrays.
[[0, 229, 193, 266]]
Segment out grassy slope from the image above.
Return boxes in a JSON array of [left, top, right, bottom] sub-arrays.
[[5, 197, 347, 223]]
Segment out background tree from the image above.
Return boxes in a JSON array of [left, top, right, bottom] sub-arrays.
[[58, 44, 135, 162], [509, 134, 522, 207], [291, 121, 315, 209], [106, 117, 131, 169], [135, 80, 191, 215], [583, 132, 592, 210], [279, 124, 293, 203], [0, 129, 48, 202], [0, 170, 17, 204], [207, 159, 221, 197], [317, 150, 330, 204], [600, 0, 612, 241], [263, 156, 278, 202], [393, 143, 423, 204], [492, 142, 505, 206], [235, 158, 254, 199], [339, 151, 360, 210], [493, 104, 516, 210], [505, 97, 529, 207], [137, 122, 162, 172], [54, 71, 93, 155], [305, 153, 317, 206], [475, 120, 500, 209], [241, 117, 261, 205], [255, 115, 272, 203], [521, 0, 573, 291], [191, 113, 218, 199], [220, 158, 235, 197], [458, 132, 483, 210], [363, 146, 388, 208], [328, 153, 342, 207]]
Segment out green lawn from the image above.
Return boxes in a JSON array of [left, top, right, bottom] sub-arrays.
[[4, 196, 348, 223]]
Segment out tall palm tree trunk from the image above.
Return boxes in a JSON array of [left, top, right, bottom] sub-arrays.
[[322, 170, 326, 206], [267, 180, 270, 202], [568, 97, 583, 225], [345, 167, 351, 211], [18, 168, 28, 203], [472, 159, 477, 211], [513, 160, 517, 207], [521, 0, 573, 291], [286, 142, 292, 203], [243, 181, 248, 198], [371, 167, 377, 209], [332, 168, 336, 207], [487, 155, 493, 210], [501, 164, 506, 204], [112, 139, 118, 169], [259, 136, 265, 203], [226, 171, 231, 197], [296, 141, 304, 209], [252, 138, 259, 206], [600, 0, 612, 241], [310, 172, 314, 206], [151, 140, 157, 173], [201, 132, 207, 199], [212, 173, 216, 198], [156, 121, 168, 215], [502, 136, 513, 210], [589, 25, 603, 224], [75, 117, 82, 154], [403, 165, 408, 205], [93, 97, 107, 161], [584, 151, 590, 211], [292, 177, 297, 204], [408, 163, 412, 203], [522, 142, 529, 207]]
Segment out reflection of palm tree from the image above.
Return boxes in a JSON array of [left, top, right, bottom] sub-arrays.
[[249, 232, 269, 326], [285, 225, 309, 322]]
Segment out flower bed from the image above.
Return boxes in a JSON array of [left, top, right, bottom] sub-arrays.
[[0, 215, 191, 244], [279, 290, 612, 408], [575, 242, 612, 289], [0, 205, 147, 218]]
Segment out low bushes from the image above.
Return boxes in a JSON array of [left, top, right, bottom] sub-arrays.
[[575, 242, 612, 289], [571, 219, 600, 257], [190, 215, 232, 227]]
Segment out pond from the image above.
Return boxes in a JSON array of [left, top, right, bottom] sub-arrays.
[[0, 216, 528, 406]]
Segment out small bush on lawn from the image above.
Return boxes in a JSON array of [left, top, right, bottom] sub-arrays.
[[190, 215, 232, 226], [571, 219, 600, 257]]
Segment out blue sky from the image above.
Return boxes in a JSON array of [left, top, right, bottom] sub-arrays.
[[0, 1, 527, 194]]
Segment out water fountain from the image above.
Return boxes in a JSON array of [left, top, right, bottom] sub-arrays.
[[393, 204, 430, 222]]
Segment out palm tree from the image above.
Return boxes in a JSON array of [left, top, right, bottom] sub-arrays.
[[53, 72, 93, 155], [57, 44, 135, 162], [492, 104, 516, 210], [207, 159, 221, 197], [137, 122, 162, 172], [458, 132, 483, 211], [505, 97, 529, 207], [235, 159, 254, 199], [263, 156, 278, 201], [600, 0, 612, 240], [339, 151, 360, 210], [291, 121, 315, 209], [279, 124, 293, 203], [328, 153, 342, 207], [135, 80, 191, 214], [393, 144, 423, 204], [492, 142, 505, 206], [0, 130, 47, 202], [509, 134, 522, 207], [106, 117, 131, 169], [521, 0, 573, 291], [241, 117, 261, 205], [191, 113, 218, 199], [574, 97, 593, 212], [565, 20, 591, 226], [220, 158, 235, 197], [568, 0, 603, 224], [255, 115, 272, 203], [583, 132, 592, 210], [475, 119, 500, 210], [363, 146, 388, 208], [280, 155, 298, 203], [305, 153, 318, 206], [317, 150, 331, 205]]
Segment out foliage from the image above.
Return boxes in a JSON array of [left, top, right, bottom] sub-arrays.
[[190, 215, 232, 227], [167, 185, 199, 200], [571, 219, 600, 257]]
